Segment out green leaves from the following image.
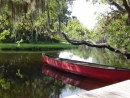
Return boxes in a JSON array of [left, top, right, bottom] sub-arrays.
[[0, 0, 76, 43], [65, 18, 90, 40], [16, 39, 23, 47], [0, 78, 10, 90], [0, 30, 10, 41], [16, 69, 23, 78], [93, 10, 130, 50]]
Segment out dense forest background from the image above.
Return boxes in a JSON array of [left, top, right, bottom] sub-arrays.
[[0, 0, 130, 53], [0, 0, 87, 43]]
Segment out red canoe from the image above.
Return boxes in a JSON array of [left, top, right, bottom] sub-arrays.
[[42, 53, 130, 81]]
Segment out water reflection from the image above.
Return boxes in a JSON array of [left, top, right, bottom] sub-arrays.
[[59, 51, 93, 62], [0, 52, 85, 98], [0, 46, 130, 98], [42, 64, 116, 90], [58, 47, 130, 68]]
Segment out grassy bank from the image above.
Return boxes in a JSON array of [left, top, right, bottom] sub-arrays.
[[0, 43, 78, 51]]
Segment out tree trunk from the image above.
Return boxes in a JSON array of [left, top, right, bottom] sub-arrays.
[[58, 14, 61, 34], [122, 0, 130, 22]]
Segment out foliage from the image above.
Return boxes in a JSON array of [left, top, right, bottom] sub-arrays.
[[16, 69, 23, 78], [0, 77, 10, 90], [0, 30, 10, 41], [16, 39, 23, 47], [0, 0, 75, 43], [65, 18, 91, 40], [93, 9, 130, 50]]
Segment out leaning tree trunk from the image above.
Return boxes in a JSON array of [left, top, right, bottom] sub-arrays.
[[62, 32, 130, 59]]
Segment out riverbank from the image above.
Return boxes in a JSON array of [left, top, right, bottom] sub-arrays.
[[0, 43, 78, 51]]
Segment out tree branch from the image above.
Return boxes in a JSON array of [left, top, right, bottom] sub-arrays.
[[108, 0, 126, 12], [62, 32, 130, 59]]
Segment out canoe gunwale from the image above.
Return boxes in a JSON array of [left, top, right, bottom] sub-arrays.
[[42, 53, 130, 71]]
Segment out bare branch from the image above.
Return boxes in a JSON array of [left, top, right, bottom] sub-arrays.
[[62, 32, 130, 59], [108, 0, 126, 12]]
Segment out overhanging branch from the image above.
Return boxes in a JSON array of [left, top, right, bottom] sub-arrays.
[[62, 32, 130, 59]]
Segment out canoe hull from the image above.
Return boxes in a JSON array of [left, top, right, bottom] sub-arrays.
[[42, 53, 130, 81]]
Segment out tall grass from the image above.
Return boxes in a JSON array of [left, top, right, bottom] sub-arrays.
[[0, 43, 78, 51]]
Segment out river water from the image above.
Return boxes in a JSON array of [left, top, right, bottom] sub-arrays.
[[0, 47, 130, 98]]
